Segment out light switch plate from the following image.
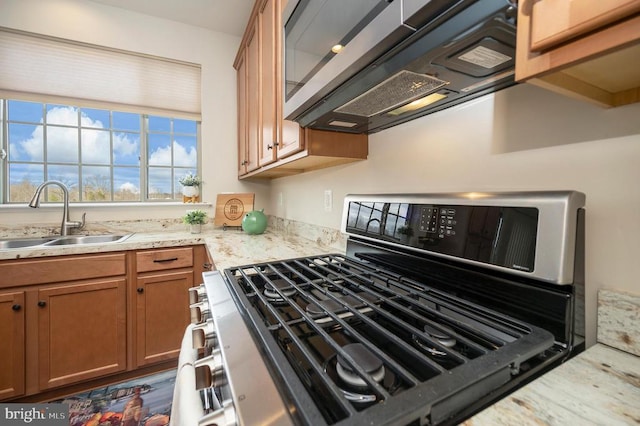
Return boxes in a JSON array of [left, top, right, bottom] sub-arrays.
[[324, 190, 332, 212]]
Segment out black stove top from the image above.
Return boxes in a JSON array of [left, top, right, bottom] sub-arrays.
[[223, 252, 562, 425], [202, 191, 585, 426]]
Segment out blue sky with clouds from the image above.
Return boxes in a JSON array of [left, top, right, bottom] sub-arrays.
[[6, 100, 197, 197]]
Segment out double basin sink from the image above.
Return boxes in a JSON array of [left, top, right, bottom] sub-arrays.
[[0, 234, 133, 250]]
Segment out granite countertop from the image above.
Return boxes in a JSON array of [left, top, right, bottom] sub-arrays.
[[2, 224, 638, 424], [463, 344, 640, 425], [0, 220, 346, 267], [464, 288, 640, 425]]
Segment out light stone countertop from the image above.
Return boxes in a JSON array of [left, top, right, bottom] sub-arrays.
[[465, 288, 640, 426], [0, 218, 346, 266], [0, 230, 206, 261], [201, 229, 342, 270], [2, 222, 638, 425], [463, 344, 640, 425]]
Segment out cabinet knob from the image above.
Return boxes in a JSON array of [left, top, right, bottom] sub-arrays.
[[137, 287, 144, 293], [241, 160, 248, 166], [203, 263, 213, 270], [267, 144, 273, 150], [37, 301, 46, 307], [12, 304, 21, 311]]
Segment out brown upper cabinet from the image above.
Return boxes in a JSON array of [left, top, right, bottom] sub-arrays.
[[516, 0, 640, 107], [234, 0, 367, 179], [237, 23, 261, 176], [257, 0, 303, 167]]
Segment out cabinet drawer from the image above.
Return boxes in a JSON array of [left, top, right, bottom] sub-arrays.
[[136, 247, 193, 273], [530, 0, 640, 52], [0, 253, 126, 288]]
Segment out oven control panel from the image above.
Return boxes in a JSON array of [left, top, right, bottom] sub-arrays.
[[345, 200, 539, 272], [420, 206, 457, 239]]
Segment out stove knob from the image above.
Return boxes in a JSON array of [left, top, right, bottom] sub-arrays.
[[190, 301, 211, 324], [194, 350, 225, 389], [192, 320, 217, 349], [189, 284, 206, 304], [198, 399, 236, 426]]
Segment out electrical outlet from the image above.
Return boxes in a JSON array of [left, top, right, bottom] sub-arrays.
[[324, 190, 332, 212]]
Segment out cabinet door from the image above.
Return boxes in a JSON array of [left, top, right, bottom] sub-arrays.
[[516, 0, 640, 107], [193, 244, 214, 278], [276, 119, 303, 159], [37, 279, 127, 390], [134, 270, 193, 367], [246, 24, 261, 173], [530, 0, 640, 51], [259, 0, 279, 167], [237, 51, 249, 176], [0, 291, 25, 400]]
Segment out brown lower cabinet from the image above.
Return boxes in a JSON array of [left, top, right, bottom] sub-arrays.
[[133, 247, 196, 367], [0, 290, 25, 400], [36, 278, 128, 391], [0, 244, 210, 401]]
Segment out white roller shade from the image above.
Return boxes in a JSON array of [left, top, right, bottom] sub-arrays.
[[0, 28, 201, 120]]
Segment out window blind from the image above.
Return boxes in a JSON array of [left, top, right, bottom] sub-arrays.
[[0, 28, 201, 120]]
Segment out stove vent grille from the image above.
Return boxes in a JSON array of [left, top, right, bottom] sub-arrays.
[[335, 70, 448, 117]]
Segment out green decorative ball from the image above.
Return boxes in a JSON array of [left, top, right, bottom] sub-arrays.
[[241, 209, 268, 235]]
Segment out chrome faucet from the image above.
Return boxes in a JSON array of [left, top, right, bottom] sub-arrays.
[[29, 180, 86, 236]]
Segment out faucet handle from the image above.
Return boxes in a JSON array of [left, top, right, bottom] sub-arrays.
[[67, 213, 86, 231], [78, 212, 86, 230]]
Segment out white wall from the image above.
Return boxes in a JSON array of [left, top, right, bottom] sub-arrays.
[[0, 0, 271, 224], [270, 83, 640, 347]]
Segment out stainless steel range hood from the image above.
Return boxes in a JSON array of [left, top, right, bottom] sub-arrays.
[[283, 0, 517, 134]]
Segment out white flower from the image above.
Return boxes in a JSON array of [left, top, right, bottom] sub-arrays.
[[179, 172, 201, 186]]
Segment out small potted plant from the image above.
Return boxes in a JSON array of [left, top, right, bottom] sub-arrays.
[[182, 209, 207, 234], [179, 172, 202, 202]]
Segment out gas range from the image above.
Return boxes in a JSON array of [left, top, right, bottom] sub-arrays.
[[175, 191, 586, 425]]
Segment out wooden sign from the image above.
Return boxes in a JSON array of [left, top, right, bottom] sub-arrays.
[[214, 193, 254, 227]]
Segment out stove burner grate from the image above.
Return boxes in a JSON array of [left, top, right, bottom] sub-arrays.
[[225, 253, 558, 425]]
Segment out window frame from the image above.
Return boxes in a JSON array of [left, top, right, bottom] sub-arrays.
[[0, 98, 201, 204]]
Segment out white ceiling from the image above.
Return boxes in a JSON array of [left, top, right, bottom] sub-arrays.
[[87, 0, 255, 37]]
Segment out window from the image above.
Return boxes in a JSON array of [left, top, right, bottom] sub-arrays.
[[0, 28, 202, 204], [2, 99, 199, 203]]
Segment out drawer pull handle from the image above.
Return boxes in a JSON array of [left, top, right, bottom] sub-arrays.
[[12, 304, 21, 311], [153, 257, 178, 263], [137, 288, 144, 293], [37, 301, 46, 307]]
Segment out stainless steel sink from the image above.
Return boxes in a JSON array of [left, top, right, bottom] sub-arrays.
[[43, 234, 132, 246], [0, 234, 133, 249], [0, 237, 58, 249]]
